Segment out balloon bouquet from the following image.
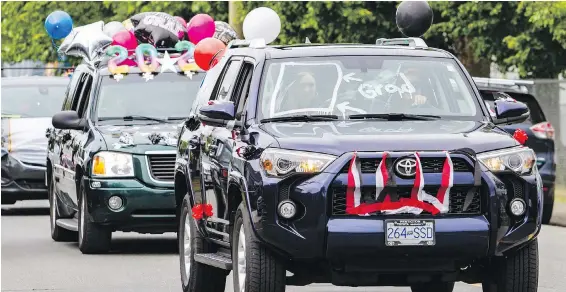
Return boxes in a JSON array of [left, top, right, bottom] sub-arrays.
[[45, 7, 281, 82]]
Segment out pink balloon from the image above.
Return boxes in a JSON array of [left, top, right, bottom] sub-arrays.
[[187, 14, 215, 44], [112, 30, 138, 56], [118, 58, 137, 67], [175, 16, 187, 27]]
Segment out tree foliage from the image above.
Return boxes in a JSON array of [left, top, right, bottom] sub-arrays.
[[2, 1, 566, 78]]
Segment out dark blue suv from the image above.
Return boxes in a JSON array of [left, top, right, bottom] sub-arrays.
[[475, 77, 556, 224], [175, 38, 542, 292]]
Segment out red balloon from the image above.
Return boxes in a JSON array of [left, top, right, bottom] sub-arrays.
[[111, 30, 138, 56], [194, 37, 226, 71]]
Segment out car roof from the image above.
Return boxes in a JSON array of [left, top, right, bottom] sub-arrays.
[[1, 76, 70, 86], [473, 77, 533, 95], [232, 44, 453, 59]]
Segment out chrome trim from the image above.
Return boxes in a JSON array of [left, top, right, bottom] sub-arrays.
[[145, 150, 177, 155], [53, 164, 75, 175], [145, 154, 175, 185]]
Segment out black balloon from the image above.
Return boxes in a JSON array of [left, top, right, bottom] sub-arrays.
[[130, 12, 188, 48], [395, 1, 433, 37], [213, 21, 238, 45]]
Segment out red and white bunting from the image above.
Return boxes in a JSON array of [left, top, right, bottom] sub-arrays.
[[383, 152, 424, 215], [345, 152, 363, 213], [422, 151, 453, 213]]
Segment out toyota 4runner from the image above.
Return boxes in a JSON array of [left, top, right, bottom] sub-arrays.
[[175, 38, 542, 292]]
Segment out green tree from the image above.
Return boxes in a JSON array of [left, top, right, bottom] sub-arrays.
[[1, 1, 114, 64]]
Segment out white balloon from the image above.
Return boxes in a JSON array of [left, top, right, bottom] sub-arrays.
[[103, 21, 127, 37], [242, 7, 281, 44]]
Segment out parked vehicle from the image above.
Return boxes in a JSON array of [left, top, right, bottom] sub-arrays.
[[475, 77, 556, 224], [175, 38, 542, 292], [46, 56, 204, 253], [1, 76, 69, 204]]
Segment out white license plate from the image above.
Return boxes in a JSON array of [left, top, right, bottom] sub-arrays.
[[385, 219, 435, 246]]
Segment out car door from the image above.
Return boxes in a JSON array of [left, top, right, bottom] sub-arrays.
[[200, 57, 243, 242], [53, 69, 84, 208], [59, 72, 90, 207]]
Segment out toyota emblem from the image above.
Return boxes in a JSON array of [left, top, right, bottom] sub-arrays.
[[395, 158, 417, 177]]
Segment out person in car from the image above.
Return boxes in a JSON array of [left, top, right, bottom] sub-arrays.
[[275, 71, 319, 112]]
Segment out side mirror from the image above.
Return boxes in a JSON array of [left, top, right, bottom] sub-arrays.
[[492, 99, 530, 125], [197, 101, 235, 127], [52, 111, 87, 130]]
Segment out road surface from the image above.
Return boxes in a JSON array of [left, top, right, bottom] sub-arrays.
[[2, 201, 564, 292]]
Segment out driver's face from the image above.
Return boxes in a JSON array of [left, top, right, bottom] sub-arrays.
[[298, 74, 316, 99]]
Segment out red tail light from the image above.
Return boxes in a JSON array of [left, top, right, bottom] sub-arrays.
[[530, 122, 555, 140]]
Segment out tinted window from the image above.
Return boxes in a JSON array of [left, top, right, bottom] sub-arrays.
[[258, 56, 481, 120], [95, 72, 205, 121], [1, 83, 67, 118], [213, 60, 242, 101]]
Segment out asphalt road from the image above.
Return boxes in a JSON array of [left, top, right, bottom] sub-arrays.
[[2, 201, 565, 292]]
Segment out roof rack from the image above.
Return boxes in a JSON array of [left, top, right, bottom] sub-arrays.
[[472, 77, 533, 94], [375, 37, 428, 48], [226, 39, 267, 49]]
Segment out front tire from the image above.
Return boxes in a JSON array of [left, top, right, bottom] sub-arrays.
[[411, 282, 454, 292], [49, 173, 77, 242], [482, 239, 539, 292], [233, 203, 286, 292], [179, 195, 226, 292], [77, 180, 111, 254]]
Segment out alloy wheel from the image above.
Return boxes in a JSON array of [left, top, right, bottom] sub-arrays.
[[183, 212, 192, 283], [237, 227, 247, 292]]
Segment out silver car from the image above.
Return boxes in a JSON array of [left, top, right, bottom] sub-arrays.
[[1, 76, 69, 204]]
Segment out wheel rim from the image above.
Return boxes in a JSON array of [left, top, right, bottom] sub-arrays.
[[183, 212, 192, 283], [79, 194, 85, 244], [237, 227, 246, 292]]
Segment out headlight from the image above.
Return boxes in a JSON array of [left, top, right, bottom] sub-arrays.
[[92, 151, 134, 177], [259, 148, 336, 177], [478, 147, 536, 175]]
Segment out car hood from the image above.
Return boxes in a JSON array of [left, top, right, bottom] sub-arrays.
[[260, 120, 519, 156], [1, 117, 51, 166], [95, 122, 184, 154]]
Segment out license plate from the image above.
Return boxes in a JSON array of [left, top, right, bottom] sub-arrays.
[[385, 219, 435, 246]]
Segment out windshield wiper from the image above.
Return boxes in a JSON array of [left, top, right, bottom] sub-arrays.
[[122, 115, 168, 122], [348, 113, 441, 121], [260, 114, 339, 123]]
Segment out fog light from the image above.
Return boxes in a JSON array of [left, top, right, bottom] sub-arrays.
[[277, 200, 297, 219], [108, 196, 123, 211], [509, 198, 526, 216]]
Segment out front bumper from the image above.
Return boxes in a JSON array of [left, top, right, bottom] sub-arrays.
[[1, 153, 47, 202], [246, 151, 542, 271], [83, 177, 176, 233]]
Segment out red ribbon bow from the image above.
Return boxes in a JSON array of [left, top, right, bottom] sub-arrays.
[[192, 204, 214, 220], [513, 129, 528, 145]]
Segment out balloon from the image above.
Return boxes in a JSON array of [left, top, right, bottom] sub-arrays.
[[63, 21, 113, 62], [104, 21, 127, 37], [175, 16, 187, 28], [187, 14, 215, 44], [194, 37, 226, 71], [111, 30, 137, 56], [130, 12, 187, 48], [175, 41, 196, 72], [106, 45, 129, 80], [395, 1, 433, 37], [123, 19, 134, 32], [213, 21, 238, 45], [209, 49, 226, 69], [242, 7, 281, 44], [45, 10, 73, 40], [135, 44, 159, 73]]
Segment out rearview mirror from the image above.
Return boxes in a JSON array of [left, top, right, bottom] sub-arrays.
[[197, 101, 235, 127], [52, 111, 87, 130], [492, 99, 530, 125]]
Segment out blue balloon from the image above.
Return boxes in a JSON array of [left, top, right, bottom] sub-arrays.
[[45, 11, 73, 40]]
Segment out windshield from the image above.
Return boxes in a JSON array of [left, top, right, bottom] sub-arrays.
[[95, 72, 204, 122], [258, 56, 481, 120], [1, 83, 67, 118]]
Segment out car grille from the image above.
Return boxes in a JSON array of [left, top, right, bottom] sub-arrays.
[[147, 154, 176, 182], [330, 186, 482, 216], [340, 157, 471, 173]]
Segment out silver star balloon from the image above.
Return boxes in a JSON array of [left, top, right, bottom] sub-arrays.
[[63, 21, 113, 62]]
